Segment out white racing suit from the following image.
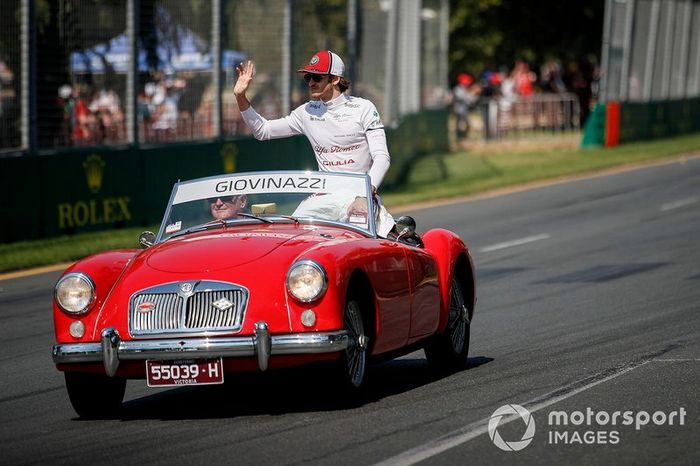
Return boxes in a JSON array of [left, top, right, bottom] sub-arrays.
[[241, 93, 395, 237], [291, 190, 395, 236]]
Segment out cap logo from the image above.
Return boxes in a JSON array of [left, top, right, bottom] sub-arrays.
[[310, 55, 320, 65]]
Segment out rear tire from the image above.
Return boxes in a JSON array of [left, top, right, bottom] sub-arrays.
[[64, 372, 126, 419], [424, 275, 471, 372]]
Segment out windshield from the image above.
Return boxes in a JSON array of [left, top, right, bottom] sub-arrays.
[[156, 171, 375, 241]]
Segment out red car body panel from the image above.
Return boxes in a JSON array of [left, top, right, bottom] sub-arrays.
[[423, 228, 476, 333]]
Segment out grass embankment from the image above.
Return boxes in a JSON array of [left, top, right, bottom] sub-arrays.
[[2, 131, 700, 274]]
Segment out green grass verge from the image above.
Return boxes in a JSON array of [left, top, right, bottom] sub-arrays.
[[381, 132, 700, 206], [2, 132, 700, 274]]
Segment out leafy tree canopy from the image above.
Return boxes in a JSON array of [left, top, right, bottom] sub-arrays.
[[449, 0, 604, 81]]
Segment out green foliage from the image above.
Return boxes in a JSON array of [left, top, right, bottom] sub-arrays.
[[449, 0, 605, 82]]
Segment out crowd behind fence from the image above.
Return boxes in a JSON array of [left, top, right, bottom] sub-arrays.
[[450, 58, 588, 141], [479, 93, 581, 140], [0, 0, 449, 155]]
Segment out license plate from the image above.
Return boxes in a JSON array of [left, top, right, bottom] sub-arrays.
[[146, 358, 224, 387]]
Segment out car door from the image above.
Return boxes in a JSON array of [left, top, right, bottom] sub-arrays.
[[365, 241, 412, 354], [404, 246, 440, 344]]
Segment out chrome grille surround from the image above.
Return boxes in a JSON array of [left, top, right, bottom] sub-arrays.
[[129, 280, 248, 338]]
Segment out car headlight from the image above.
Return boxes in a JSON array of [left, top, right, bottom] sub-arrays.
[[55, 273, 95, 315], [286, 260, 327, 302]]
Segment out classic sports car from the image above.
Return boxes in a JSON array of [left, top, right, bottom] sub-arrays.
[[52, 170, 476, 418]]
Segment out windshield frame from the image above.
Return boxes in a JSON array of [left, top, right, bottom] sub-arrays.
[[155, 170, 376, 243]]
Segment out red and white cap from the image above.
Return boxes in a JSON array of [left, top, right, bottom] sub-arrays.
[[297, 50, 345, 77]]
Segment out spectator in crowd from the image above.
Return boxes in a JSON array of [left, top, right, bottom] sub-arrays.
[[452, 73, 480, 140], [233, 50, 395, 237], [56, 84, 73, 146], [499, 67, 517, 112], [71, 86, 94, 146], [566, 61, 595, 126], [477, 70, 502, 140], [513, 60, 536, 97], [151, 77, 185, 141], [138, 84, 154, 131], [89, 88, 124, 143], [540, 60, 567, 94]]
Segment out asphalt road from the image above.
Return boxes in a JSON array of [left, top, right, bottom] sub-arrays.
[[1, 157, 699, 465]]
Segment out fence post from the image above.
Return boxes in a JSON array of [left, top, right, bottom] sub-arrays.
[[384, 0, 398, 123], [212, 0, 222, 139], [21, 0, 37, 155], [127, 0, 139, 146], [347, 0, 358, 87], [281, 0, 292, 116]]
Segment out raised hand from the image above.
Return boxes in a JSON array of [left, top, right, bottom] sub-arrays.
[[234, 60, 255, 98]]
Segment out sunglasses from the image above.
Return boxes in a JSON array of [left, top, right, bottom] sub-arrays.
[[208, 196, 236, 204], [303, 73, 327, 83]]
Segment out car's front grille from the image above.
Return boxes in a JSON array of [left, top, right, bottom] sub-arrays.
[[129, 281, 248, 337]]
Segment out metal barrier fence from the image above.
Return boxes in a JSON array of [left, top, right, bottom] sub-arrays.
[[479, 93, 580, 140], [0, 0, 449, 155], [600, 0, 700, 103], [0, 0, 22, 151]]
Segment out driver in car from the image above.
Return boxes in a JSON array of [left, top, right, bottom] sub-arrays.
[[209, 194, 248, 220]]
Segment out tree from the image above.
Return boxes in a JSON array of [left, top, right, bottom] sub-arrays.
[[449, 0, 604, 82]]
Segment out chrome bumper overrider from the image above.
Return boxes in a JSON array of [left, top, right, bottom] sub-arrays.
[[52, 322, 349, 377]]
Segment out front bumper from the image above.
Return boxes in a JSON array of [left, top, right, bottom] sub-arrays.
[[53, 321, 349, 376]]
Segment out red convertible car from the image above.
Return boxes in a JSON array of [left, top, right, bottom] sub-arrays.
[[52, 171, 476, 418]]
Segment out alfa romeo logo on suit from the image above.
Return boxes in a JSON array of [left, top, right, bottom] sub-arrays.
[[488, 404, 536, 451]]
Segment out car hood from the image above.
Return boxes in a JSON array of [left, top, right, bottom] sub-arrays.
[[143, 224, 354, 273]]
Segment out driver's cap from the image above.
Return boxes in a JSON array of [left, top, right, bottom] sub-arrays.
[[297, 50, 345, 77]]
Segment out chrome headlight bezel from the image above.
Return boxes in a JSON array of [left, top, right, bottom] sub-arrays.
[[286, 260, 328, 303], [55, 272, 96, 315]]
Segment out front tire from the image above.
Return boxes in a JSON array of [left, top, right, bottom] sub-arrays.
[[424, 275, 471, 371], [64, 372, 126, 419], [341, 299, 369, 389]]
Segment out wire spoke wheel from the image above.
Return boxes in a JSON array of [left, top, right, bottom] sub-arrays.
[[447, 278, 469, 354], [424, 273, 471, 371], [344, 300, 367, 388]]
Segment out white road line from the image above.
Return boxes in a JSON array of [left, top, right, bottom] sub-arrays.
[[373, 361, 648, 466], [479, 233, 551, 253], [660, 196, 698, 212], [652, 358, 700, 362]]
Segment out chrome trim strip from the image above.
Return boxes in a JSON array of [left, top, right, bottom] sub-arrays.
[[53, 330, 349, 365]]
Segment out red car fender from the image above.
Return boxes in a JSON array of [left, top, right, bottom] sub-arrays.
[[421, 229, 476, 334], [287, 240, 379, 332], [292, 237, 411, 353], [53, 250, 139, 343]]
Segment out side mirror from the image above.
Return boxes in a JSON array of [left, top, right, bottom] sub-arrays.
[[395, 216, 416, 236], [139, 231, 156, 249]]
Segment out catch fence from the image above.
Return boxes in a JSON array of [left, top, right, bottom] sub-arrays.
[[0, 0, 449, 155]]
